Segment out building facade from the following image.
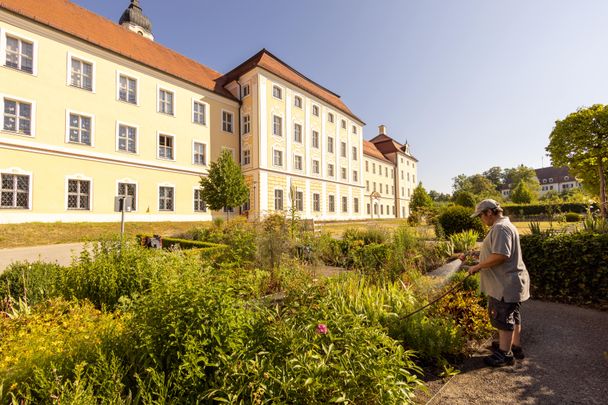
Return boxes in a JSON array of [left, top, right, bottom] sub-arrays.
[[0, 0, 417, 223], [500, 166, 582, 199]]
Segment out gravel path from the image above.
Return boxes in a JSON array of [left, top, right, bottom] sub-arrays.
[[0, 243, 86, 273], [429, 299, 608, 404]]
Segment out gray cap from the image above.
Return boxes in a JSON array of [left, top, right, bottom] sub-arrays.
[[471, 199, 502, 217]]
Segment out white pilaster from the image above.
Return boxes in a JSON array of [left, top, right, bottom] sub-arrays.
[[258, 75, 267, 168], [305, 179, 311, 217], [260, 171, 268, 213]]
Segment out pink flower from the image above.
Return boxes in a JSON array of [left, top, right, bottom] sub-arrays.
[[316, 323, 329, 334]]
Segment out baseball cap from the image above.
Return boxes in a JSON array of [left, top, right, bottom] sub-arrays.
[[471, 199, 501, 218]]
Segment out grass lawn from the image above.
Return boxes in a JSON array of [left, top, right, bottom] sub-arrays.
[[512, 220, 578, 235], [0, 221, 210, 249]]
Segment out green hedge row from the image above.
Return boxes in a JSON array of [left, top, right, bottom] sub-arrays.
[[503, 203, 588, 216], [136, 235, 227, 259], [521, 233, 608, 307]]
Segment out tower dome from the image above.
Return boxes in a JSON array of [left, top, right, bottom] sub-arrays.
[[119, 0, 154, 40]]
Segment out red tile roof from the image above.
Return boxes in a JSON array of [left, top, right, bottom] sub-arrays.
[[363, 140, 390, 162], [219, 49, 364, 124], [0, 0, 235, 100], [370, 134, 418, 162]]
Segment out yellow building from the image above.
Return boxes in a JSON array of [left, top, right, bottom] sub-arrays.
[[0, 0, 418, 224]]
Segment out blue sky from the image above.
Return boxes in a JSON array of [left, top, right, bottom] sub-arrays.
[[73, 0, 608, 193]]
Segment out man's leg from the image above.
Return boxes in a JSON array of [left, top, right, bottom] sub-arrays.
[[512, 324, 521, 347], [498, 328, 514, 352]]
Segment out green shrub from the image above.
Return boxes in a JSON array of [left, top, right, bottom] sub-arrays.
[[521, 233, 608, 307], [453, 191, 476, 208], [564, 212, 582, 222], [449, 230, 479, 253], [0, 262, 63, 310], [437, 206, 485, 237], [503, 203, 587, 217]]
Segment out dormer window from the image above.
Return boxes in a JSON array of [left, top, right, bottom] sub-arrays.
[[549, 178, 554, 183], [543, 179, 547, 183]]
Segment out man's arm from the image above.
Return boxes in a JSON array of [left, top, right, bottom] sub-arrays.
[[468, 253, 508, 275]]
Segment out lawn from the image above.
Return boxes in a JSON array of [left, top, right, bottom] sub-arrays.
[[0, 221, 209, 248]]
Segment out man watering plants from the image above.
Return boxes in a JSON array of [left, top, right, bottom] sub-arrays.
[[467, 199, 530, 367]]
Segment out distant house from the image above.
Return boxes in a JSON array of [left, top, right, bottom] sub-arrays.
[[500, 166, 582, 198]]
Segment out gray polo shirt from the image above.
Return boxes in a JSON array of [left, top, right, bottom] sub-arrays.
[[479, 216, 530, 303]]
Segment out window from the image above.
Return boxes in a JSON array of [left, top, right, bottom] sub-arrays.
[[353, 171, 358, 182], [313, 193, 320, 212], [193, 142, 206, 165], [193, 101, 206, 125], [1, 173, 29, 209], [401, 187, 404, 197], [67, 179, 90, 210], [352, 125, 357, 134], [273, 115, 282, 136], [367, 203, 371, 215], [222, 111, 234, 133], [158, 89, 174, 115], [242, 114, 250, 134], [117, 182, 136, 211], [312, 130, 319, 148], [328, 113, 334, 123], [118, 74, 137, 104], [117, 124, 137, 153], [295, 191, 304, 211], [312, 159, 320, 174], [340, 142, 347, 157], [70, 57, 93, 91], [241, 84, 250, 98], [542, 179, 547, 184], [379, 184, 383, 193], [352, 146, 358, 160], [391, 169, 394, 179], [328, 137, 334, 153], [373, 182, 376, 191], [5, 35, 33, 73], [341, 119, 346, 129], [312, 105, 319, 116], [273, 149, 283, 166], [272, 85, 282, 99], [385, 167, 388, 177], [294, 96, 302, 108], [159, 186, 174, 211], [3, 99, 32, 135], [353, 198, 359, 213], [294, 155, 303, 170], [68, 113, 92, 145], [366, 180, 369, 191], [328, 195, 335, 212], [294, 123, 302, 142], [381, 205, 384, 215], [341, 167, 347, 180], [194, 189, 207, 212], [373, 163, 376, 174], [327, 163, 334, 177], [413, 175, 415, 183], [243, 149, 251, 165], [365, 161, 369, 172], [158, 134, 174, 160], [342, 196, 348, 213], [549, 178, 554, 183], [274, 189, 284, 210]]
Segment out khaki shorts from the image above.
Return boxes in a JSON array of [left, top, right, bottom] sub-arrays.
[[488, 296, 521, 331]]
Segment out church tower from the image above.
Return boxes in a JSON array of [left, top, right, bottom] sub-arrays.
[[119, 0, 154, 40]]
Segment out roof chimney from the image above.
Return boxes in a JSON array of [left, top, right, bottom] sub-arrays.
[[378, 124, 387, 135]]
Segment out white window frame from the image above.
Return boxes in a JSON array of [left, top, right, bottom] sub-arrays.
[[272, 84, 284, 100], [157, 131, 176, 161], [272, 114, 283, 137], [340, 141, 347, 157], [272, 148, 284, 168], [295, 190, 304, 212], [341, 167, 347, 180], [1, 29, 38, 76], [352, 146, 358, 160], [0, 168, 32, 210], [327, 136, 334, 154], [327, 163, 335, 178], [193, 187, 207, 212], [192, 98, 208, 126], [1, 93, 36, 137], [116, 179, 138, 212], [294, 95, 303, 108], [353, 197, 359, 213], [115, 121, 139, 154], [341, 119, 346, 129], [242, 148, 251, 166], [328, 194, 335, 213], [242, 114, 251, 135], [192, 140, 207, 166], [65, 109, 95, 146], [66, 52, 95, 92], [352, 125, 358, 134], [312, 193, 321, 212], [294, 122, 303, 143], [312, 159, 320, 175], [157, 84, 176, 116], [342, 196, 348, 213], [312, 130, 320, 148], [241, 83, 250, 98], [312, 104, 320, 117], [353, 170, 358, 182], [274, 188, 284, 211], [293, 154, 303, 171], [222, 109, 234, 133], [158, 183, 175, 212], [65, 174, 93, 211], [116, 70, 139, 105], [328, 112, 334, 123]]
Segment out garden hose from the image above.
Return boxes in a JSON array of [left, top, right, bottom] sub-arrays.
[[399, 270, 473, 320]]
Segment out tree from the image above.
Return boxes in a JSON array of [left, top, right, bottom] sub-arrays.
[[511, 181, 533, 204], [547, 104, 608, 218], [410, 182, 433, 212], [199, 149, 249, 220], [482, 166, 504, 190], [504, 165, 540, 200], [453, 190, 476, 207], [429, 190, 451, 202], [452, 174, 471, 193]]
